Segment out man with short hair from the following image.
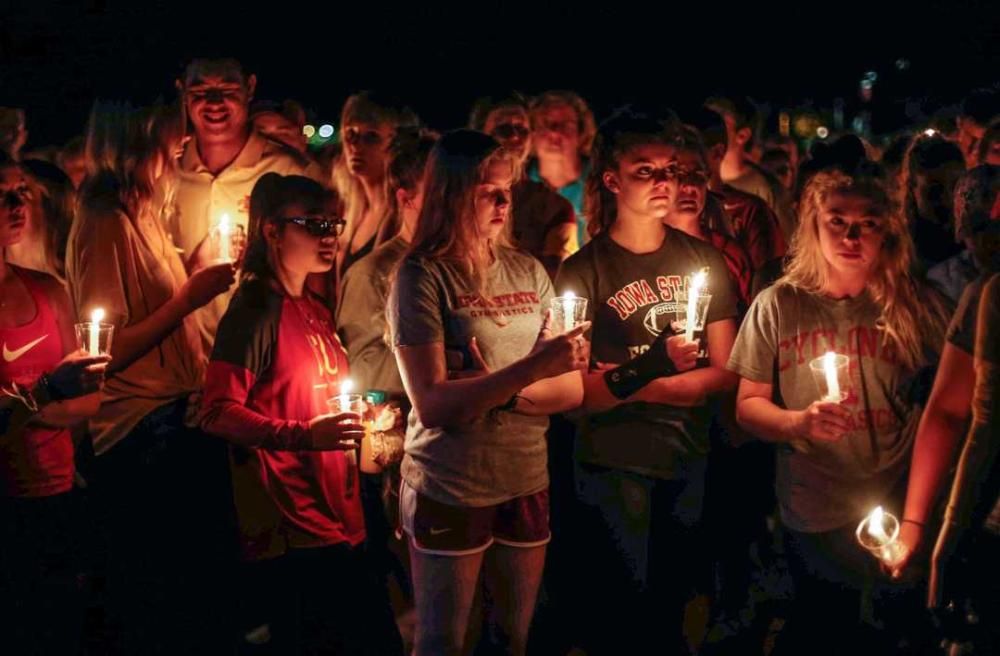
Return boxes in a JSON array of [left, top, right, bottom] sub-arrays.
[[687, 107, 787, 271], [704, 96, 795, 241], [170, 58, 324, 350], [471, 92, 577, 278], [957, 87, 1000, 168]]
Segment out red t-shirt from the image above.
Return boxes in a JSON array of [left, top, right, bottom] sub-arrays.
[[716, 185, 787, 269], [201, 278, 364, 550], [0, 266, 73, 498]]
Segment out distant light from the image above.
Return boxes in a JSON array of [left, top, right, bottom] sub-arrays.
[[895, 58, 910, 71], [816, 126, 830, 139], [864, 71, 878, 82], [303, 124, 316, 138], [924, 129, 937, 137], [318, 124, 334, 139]]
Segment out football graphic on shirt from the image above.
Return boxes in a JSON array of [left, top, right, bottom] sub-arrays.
[[643, 302, 682, 337]]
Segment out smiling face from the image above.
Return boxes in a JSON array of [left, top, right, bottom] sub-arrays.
[[604, 143, 681, 221], [473, 158, 514, 242], [183, 72, 255, 143], [0, 164, 31, 247], [817, 190, 887, 280]]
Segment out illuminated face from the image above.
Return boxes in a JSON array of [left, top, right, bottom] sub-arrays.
[[0, 164, 31, 247], [484, 106, 532, 165], [473, 159, 514, 241], [341, 121, 394, 182], [272, 201, 340, 274], [817, 191, 886, 279], [604, 143, 681, 221], [533, 102, 581, 160], [184, 73, 253, 142], [669, 149, 710, 220]]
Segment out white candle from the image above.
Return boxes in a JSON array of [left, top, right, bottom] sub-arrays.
[[338, 378, 355, 405], [561, 291, 576, 334], [867, 506, 888, 543], [823, 351, 840, 401], [89, 308, 105, 356], [685, 270, 707, 342], [218, 213, 232, 262]]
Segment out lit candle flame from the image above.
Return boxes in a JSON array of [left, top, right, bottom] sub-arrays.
[[561, 290, 576, 334], [218, 213, 232, 261], [339, 378, 355, 396], [823, 351, 841, 401], [867, 506, 888, 544], [685, 270, 707, 342], [89, 308, 105, 356]]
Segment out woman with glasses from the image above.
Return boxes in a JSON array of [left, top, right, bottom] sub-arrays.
[[727, 162, 949, 654], [200, 172, 402, 655], [554, 112, 740, 654]]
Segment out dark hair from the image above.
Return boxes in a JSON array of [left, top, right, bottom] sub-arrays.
[[243, 173, 339, 282], [182, 58, 249, 87], [899, 133, 965, 226], [585, 110, 684, 237], [795, 134, 872, 201], [468, 92, 530, 131], [686, 107, 728, 150], [386, 127, 438, 196], [21, 159, 74, 279], [978, 118, 1000, 163]]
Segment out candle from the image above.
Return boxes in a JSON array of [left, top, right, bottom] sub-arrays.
[[560, 291, 576, 334], [218, 213, 232, 262], [857, 505, 905, 566], [89, 308, 105, 356], [823, 351, 840, 402], [684, 270, 707, 342], [339, 378, 354, 401]]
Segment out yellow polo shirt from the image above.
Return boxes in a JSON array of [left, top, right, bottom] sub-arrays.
[[168, 130, 325, 351]]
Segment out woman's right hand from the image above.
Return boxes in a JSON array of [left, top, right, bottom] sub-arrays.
[[793, 401, 852, 442], [528, 314, 591, 380], [890, 520, 923, 579], [308, 412, 366, 450], [181, 262, 236, 312], [665, 334, 699, 372]]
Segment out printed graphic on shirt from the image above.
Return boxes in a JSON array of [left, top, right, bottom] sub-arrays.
[[456, 291, 542, 319], [605, 272, 711, 358], [2, 334, 49, 362]]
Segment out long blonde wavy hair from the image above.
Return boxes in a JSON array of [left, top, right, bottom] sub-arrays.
[[780, 167, 948, 370]]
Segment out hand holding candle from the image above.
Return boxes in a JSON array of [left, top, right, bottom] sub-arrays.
[[326, 379, 365, 498], [856, 506, 908, 567]]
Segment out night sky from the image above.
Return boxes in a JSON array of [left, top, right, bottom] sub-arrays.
[[2, 1, 997, 147]]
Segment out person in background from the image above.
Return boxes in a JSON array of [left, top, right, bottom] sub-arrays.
[[252, 99, 310, 156], [66, 102, 237, 654], [900, 133, 966, 269], [728, 162, 949, 655], [977, 118, 1000, 166], [528, 90, 596, 248], [956, 87, 999, 169], [470, 92, 577, 278], [761, 147, 794, 192], [57, 136, 88, 190], [201, 172, 402, 655], [0, 108, 28, 161], [335, 91, 419, 280], [686, 107, 787, 271], [705, 96, 796, 241]]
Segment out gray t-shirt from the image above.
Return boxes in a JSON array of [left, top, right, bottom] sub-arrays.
[[387, 246, 554, 507], [727, 284, 923, 532], [945, 275, 987, 356]]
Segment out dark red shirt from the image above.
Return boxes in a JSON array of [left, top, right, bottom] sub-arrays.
[[201, 278, 364, 552], [0, 266, 73, 498], [715, 186, 787, 269]]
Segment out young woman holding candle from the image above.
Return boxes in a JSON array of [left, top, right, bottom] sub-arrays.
[[65, 102, 239, 654], [0, 152, 109, 656], [200, 172, 402, 655], [727, 162, 949, 654], [554, 112, 740, 653]]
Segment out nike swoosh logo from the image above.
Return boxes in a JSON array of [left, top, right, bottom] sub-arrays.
[[2, 335, 49, 362], [428, 527, 451, 536]]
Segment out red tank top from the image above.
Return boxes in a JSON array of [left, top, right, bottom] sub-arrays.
[[0, 266, 73, 497]]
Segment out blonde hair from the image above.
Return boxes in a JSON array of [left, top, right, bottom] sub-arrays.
[[530, 90, 597, 157], [408, 130, 515, 301], [780, 167, 948, 370], [80, 102, 184, 222]]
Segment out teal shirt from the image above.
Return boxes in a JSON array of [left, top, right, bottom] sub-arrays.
[[528, 159, 591, 247]]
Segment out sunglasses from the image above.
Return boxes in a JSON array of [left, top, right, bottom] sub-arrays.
[[274, 216, 346, 237]]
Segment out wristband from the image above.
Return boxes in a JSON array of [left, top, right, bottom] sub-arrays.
[[603, 330, 678, 399]]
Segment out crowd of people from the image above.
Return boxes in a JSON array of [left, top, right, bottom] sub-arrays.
[[1, 57, 999, 655]]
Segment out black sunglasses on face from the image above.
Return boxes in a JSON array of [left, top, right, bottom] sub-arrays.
[[274, 216, 346, 237], [492, 123, 530, 140]]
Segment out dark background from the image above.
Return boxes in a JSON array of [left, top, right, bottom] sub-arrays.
[[2, 0, 997, 148]]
